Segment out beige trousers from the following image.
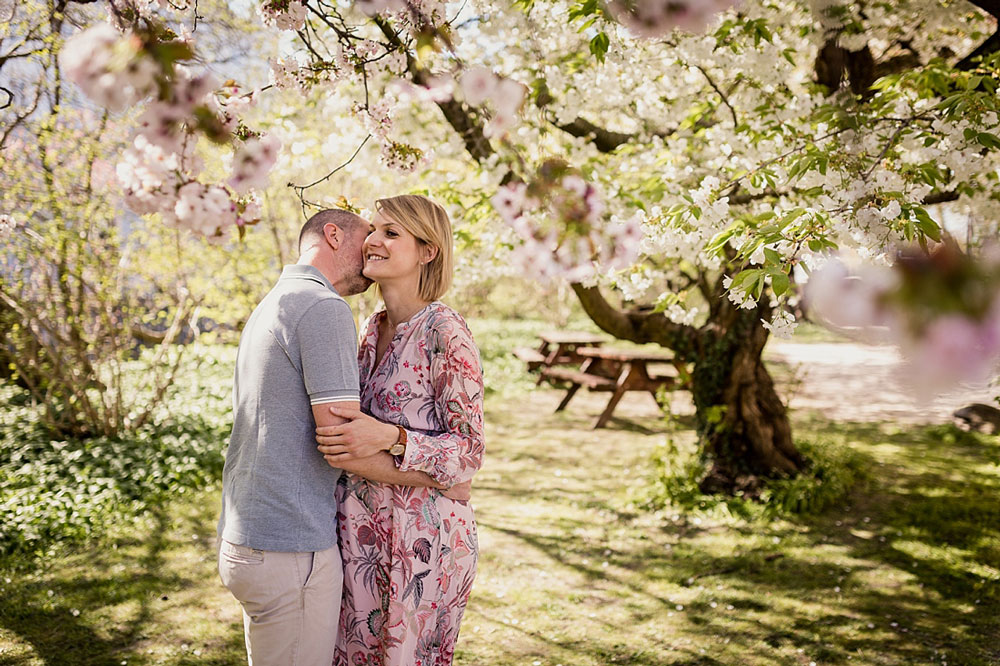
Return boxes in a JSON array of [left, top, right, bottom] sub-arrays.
[[218, 539, 343, 666]]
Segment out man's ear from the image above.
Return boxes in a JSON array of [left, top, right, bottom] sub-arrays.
[[323, 223, 342, 250]]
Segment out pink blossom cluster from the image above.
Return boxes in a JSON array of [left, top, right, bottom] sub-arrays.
[[115, 129, 272, 239], [257, 0, 307, 31], [59, 24, 159, 112], [268, 57, 326, 93], [136, 67, 220, 152], [229, 135, 282, 193], [357, 99, 395, 142], [351, 98, 426, 172], [379, 141, 426, 172], [605, 0, 739, 37], [61, 21, 274, 240], [459, 67, 526, 139], [806, 252, 1000, 396], [491, 176, 641, 282]]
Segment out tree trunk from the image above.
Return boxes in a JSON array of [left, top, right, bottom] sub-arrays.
[[571, 283, 805, 495], [693, 301, 804, 495]]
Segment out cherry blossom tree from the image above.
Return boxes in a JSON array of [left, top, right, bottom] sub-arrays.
[[13, 0, 1000, 490], [238, 0, 1000, 492]]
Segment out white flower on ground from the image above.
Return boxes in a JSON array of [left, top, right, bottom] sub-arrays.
[[0, 214, 17, 238]]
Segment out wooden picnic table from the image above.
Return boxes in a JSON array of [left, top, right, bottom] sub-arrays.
[[513, 331, 606, 382], [541, 346, 690, 429]]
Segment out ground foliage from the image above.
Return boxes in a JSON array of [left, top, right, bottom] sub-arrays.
[[0, 346, 233, 559], [1, 375, 998, 664]]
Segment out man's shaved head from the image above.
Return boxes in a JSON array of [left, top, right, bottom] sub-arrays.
[[298, 209, 369, 254]]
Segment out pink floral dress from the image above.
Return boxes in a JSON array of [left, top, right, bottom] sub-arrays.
[[334, 302, 484, 666]]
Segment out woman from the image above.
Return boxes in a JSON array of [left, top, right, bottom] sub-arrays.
[[316, 194, 484, 666]]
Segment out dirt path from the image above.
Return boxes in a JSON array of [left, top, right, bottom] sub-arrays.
[[765, 340, 995, 424]]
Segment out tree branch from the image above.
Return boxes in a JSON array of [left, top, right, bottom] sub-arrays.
[[555, 117, 635, 153], [956, 29, 1000, 70], [923, 190, 959, 205], [693, 64, 738, 127], [570, 283, 699, 351], [371, 15, 494, 162]]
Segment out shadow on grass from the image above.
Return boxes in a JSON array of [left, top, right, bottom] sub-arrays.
[[475, 412, 1000, 665], [0, 507, 174, 665], [0, 496, 245, 665], [666, 421, 1000, 665]]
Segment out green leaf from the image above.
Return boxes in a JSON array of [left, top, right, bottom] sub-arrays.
[[763, 247, 782, 265], [770, 272, 790, 296], [731, 269, 762, 291], [589, 32, 609, 63], [910, 206, 942, 241], [568, 0, 598, 20], [976, 132, 1000, 149]]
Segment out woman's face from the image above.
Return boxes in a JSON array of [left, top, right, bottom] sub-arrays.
[[362, 212, 429, 284]]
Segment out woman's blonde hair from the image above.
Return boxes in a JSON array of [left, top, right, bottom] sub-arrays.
[[374, 194, 453, 301]]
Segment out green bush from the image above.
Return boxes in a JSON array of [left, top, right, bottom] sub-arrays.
[[759, 438, 872, 515], [0, 345, 234, 558], [641, 435, 873, 518]]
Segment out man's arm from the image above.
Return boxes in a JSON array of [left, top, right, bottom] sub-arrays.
[[311, 401, 445, 488]]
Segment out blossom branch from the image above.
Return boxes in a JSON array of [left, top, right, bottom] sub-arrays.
[[288, 134, 372, 214], [692, 64, 738, 127], [370, 14, 494, 161]]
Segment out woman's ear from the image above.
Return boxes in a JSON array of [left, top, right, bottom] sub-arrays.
[[422, 244, 439, 264]]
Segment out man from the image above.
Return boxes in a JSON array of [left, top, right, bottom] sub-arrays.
[[218, 209, 447, 665]]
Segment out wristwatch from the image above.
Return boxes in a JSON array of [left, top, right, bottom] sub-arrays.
[[388, 425, 407, 456]]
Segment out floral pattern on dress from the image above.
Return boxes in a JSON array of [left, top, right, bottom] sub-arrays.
[[335, 302, 484, 666]]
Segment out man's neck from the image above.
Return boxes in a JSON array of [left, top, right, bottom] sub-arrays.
[[296, 251, 340, 291]]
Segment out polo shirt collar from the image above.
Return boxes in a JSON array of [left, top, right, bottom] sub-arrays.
[[279, 264, 339, 294]]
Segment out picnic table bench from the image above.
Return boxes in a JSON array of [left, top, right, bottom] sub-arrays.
[[542, 346, 690, 429], [513, 331, 606, 382]]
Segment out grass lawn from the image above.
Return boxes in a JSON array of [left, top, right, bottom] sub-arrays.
[[2, 344, 999, 664]]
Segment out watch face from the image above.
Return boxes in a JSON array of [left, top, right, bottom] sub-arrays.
[[389, 443, 405, 456]]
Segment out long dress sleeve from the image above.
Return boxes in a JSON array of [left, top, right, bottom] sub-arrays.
[[396, 315, 485, 487]]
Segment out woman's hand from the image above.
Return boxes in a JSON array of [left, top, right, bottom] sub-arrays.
[[316, 405, 398, 462], [441, 481, 472, 501]]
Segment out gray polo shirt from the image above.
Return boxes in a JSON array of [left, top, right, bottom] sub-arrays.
[[218, 264, 359, 552]]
